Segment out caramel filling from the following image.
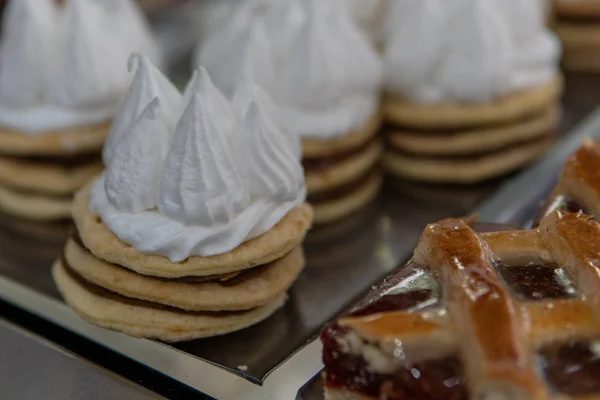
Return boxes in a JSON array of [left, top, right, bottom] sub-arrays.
[[61, 255, 256, 317], [307, 168, 378, 204], [302, 135, 379, 172], [384, 107, 552, 135], [0, 151, 101, 167], [387, 133, 553, 161], [71, 231, 272, 285]]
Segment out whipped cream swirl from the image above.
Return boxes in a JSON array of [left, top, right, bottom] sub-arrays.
[[90, 60, 306, 262], [196, 0, 382, 140], [0, 0, 159, 133], [384, 0, 560, 103]]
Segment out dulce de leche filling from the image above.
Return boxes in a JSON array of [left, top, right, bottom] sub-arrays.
[[307, 167, 378, 204], [387, 133, 554, 161], [60, 256, 254, 317], [71, 231, 272, 285], [0, 151, 101, 167], [302, 135, 380, 173]]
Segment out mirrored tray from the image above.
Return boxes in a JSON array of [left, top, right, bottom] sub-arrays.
[[0, 74, 599, 400]]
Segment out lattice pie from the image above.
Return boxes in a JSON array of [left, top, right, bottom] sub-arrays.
[[321, 210, 600, 399]]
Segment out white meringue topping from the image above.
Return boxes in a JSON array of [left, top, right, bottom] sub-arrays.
[[263, 0, 306, 64], [437, 0, 513, 103], [181, 64, 236, 137], [384, 0, 560, 103], [195, 0, 382, 140], [232, 79, 302, 160], [275, 1, 383, 139], [103, 54, 181, 165], [0, 0, 159, 134], [233, 102, 304, 203], [347, 0, 387, 45], [105, 98, 169, 213], [90, 63, 306, 262], [0, 0, 57, 108], [157, 93, 250, 226], [198, 19, 274, 99]]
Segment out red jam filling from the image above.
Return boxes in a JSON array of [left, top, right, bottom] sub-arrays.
[[539, 341, 600, 396], [496, 264, 576, 301]]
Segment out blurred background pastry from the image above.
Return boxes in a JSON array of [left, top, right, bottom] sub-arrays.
[[555, 0, 600, 71], [0, 0, 159, 220], [196, 0, 384, 225], [382, 0, 562, 184]]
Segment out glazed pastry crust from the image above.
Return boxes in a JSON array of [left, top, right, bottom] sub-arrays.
[[73, 180, 314, 278], [383, 77, 562, 129]]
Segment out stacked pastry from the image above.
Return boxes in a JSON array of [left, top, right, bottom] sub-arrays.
[[53, 56, 313, 342], [555, 0, 600, 71], [197, 0, 383, 224], [382, 0, 562, 184], [0, 0, 157, 220]]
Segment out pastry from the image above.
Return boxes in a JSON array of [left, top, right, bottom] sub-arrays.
[[535, 139, 600, 223], [555, 0, 600, 71], [346, 0, 387, 47], [198, 0, 384, 224], [0, 0, 158, 220], [383, 0, 562, 184], [322, 212, 600, 399], [53, 57, 313, 342]]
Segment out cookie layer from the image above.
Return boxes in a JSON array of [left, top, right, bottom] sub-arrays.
[[0, 157, 102, 195], [383, 137, 553, 184], [555, 1, 600, 18], [306, 140, 382, 193], [0, 212, 71, 243], [74, 181, 313, 278], [556, 22, 600, 48], [312, 172, 382, 225], [53, 260, 286, 342], [386, 106, 558, 156], [64, 237, 304, 311], [0, 184, 72, 221], [383, 77, 561, 129], [302, 112, 382, 159], [0, 122, 110, 156]]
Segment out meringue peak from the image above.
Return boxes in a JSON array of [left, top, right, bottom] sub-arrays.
[[384, 0, 559, 103], [233, 79, 302, 159], [158, 93, 249, 226], [263, 0, 305, 63], [91, 65, 306, 260], [235, 101, 303, 202], [182, 67, 235, 135], [0, 0, 160, 133], [439, 0, 512, 102], [105, 97, 169, 213], [200, 19, 274, 99], [0, 0, 57, 107], [103, 53, 181, 165]]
